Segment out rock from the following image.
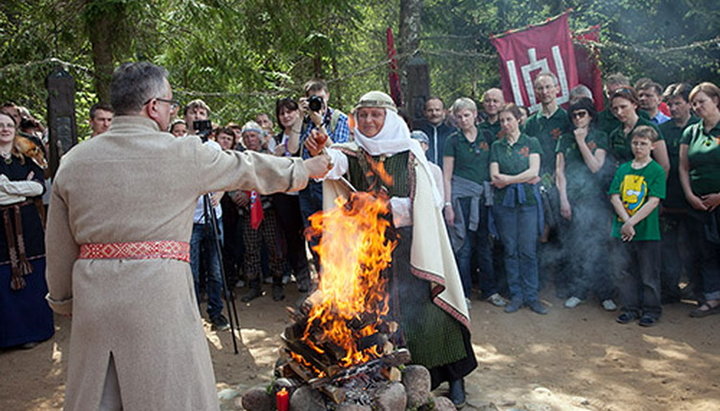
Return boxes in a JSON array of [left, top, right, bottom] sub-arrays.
[[402, 365, 431, 408], [240, 386, 274, 411], [433, 395, 457, 411], [336, 404, 371, 411], [290, 386, 326, 411], [218, 388, 241, 401], [374, 382, 407, 411]]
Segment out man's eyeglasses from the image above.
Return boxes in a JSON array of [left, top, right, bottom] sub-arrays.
[[144, 97, 180, 111]]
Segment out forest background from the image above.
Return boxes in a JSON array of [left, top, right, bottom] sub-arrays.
[[1, 0, 718, 137]]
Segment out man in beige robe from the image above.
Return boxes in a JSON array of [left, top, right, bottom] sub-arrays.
[[44, 62, 329, 410]]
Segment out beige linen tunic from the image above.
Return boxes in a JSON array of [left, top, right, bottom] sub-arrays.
[[45, 116, 309, 410]]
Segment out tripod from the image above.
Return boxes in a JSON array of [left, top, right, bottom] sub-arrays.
[[201, 193, 240, 354]]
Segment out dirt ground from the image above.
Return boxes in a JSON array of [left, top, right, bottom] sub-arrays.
[[2, 287, 719, 411]]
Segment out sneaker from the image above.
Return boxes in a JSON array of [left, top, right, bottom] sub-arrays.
[[616, 312, 638, 324], [564, 296, 584, 308], [602, 299, 618, 311], [272, 285, 285, 302], [504, 298, 523, 313], [263, 276, 273, 284], [527, 300, 548, 315], [486, 293, 507, 307], [639, 315, 658, 327], [465, 298, 472, 310], [211, 314, 231, 331]]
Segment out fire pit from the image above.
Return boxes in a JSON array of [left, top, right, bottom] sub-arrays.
[[240, 192, 458, 410]]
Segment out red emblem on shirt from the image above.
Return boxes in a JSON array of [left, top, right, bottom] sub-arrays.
[[587, 141, 597, 151], [518, 146, 530, 157], [479, 141, 489, 151], [551, 128, 562, 140]]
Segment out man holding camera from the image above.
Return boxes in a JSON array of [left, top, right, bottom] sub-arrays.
[[180, 99, 230, 330], [297, 79, 349, 234]]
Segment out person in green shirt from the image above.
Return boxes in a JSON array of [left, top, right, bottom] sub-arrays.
[[658, 83, 700, 303], [490, 103, 546, 315], [609, 126, 666, 327], [679, 82, 720, 318], [524, 71, 571, 178], [478, 88, 504, 141], [442, 98, 502, 306], [597, 73, 631, 135], [607, 87, 670, 175], [555, 98, 616, 311]]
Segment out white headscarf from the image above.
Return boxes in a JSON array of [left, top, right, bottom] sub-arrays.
[[353, 109, 443, 207]]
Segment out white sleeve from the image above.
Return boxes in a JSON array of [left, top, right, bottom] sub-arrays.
[[319, 148, 349, 181], [390, 197, 412, 228], [0, 174, 43, 197]]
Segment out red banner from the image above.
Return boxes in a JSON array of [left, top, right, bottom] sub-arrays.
[[491, 13, 578, 113], [386, 27, 403, 107], [573, 25, 604, 111]]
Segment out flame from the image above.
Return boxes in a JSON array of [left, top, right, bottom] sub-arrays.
[[303, 191, 396, 369]]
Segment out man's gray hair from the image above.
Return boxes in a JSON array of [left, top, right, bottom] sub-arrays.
[[534, 71, 559, 87], [569, 84, 594, 104], [110, 62, 169, 115]]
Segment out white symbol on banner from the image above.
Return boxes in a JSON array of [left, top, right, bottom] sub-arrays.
[[506, 46, 570, 113]]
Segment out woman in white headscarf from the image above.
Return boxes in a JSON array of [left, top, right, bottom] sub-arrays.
[[306, 91, 477, 406]]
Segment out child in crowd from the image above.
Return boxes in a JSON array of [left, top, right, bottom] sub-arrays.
[[608, 126, 666, 326]]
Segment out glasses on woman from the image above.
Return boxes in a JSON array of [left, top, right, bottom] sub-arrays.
[[572, 110, 588, 119]]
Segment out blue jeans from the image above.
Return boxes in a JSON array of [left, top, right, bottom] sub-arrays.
[[190, 220, 224, 319], [494, 203, 540, 303], [456, 198, 496, 298]]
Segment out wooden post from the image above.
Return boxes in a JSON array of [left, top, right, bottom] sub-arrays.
[[46, 67, 77, 178], [405, 56, 429, 125]]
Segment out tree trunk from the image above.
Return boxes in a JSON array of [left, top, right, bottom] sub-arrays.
[[88, 18, 114, 104], [398, 0, 422, 102]]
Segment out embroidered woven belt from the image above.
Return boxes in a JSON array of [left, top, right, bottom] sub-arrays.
[[78, 240, 190, 263]]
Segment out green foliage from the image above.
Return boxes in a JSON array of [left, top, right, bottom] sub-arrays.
[[0, 0, 718, 130], [421, 0, 720, 103]]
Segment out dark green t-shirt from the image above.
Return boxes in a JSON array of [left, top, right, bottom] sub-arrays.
[[478, 120, 502, 141], [608, 117, 664, 164], [597, 108, 621, 135], [524, 107, 570, 175], [680, 121, 720, 196], [659, 116, 700, 208], [608, 160, 666, 241], [443, 130, 491, 184], [555, 127, 609, 198], [490, 134, 542, 205]]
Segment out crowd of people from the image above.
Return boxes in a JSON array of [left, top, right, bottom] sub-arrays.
[[1, 62, 719, 408]]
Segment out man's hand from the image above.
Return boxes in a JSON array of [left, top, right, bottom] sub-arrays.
[[687, 193, 708, 211], [701, 193, 720, 211], [304, 129, 329, 157], [303, 155, 331, 179]]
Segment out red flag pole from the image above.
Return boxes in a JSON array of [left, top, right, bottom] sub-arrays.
[[386, 27, 403, 107]]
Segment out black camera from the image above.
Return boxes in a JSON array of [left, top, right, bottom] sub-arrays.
[[193, 119, 213, 141], [308, 95, 324, 112]]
